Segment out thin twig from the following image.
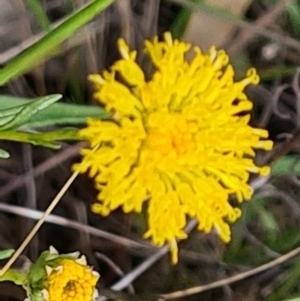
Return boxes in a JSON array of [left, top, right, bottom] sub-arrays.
[[227, 0, 292, 54], [160, 245, 300, 300], [97, 220, 198, 301], [95, 252, 135, 294], [0, 143, 84, 198], [0, 200, 150, 251], [0, 171, 79, 276]]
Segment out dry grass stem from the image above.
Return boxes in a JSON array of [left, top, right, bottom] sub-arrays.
[[0, 171, 79, 276], [160, 245, 300, 300]]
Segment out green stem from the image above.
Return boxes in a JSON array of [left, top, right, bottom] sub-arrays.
[[0, 0, 114, 86], [0, 269, 27, 286]]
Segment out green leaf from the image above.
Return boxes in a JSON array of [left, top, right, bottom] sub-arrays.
[[27, 247, 79, 289], [23, 102, 110, 128], [170, 6, 193, 39], [266, 226, 300, 254], [0, 149, 10, 159], [170, 0, 203, 39], [271, 156, 300, 176], [27, 0, 51, 31], [0, 95, 110, 129], [27, 250, 50, 287], [260, 66, 296, 80], [0, 128, 80, 149], [286, 3, 300, 41], [0, 94, 62, 130], [281, 297, 300, 301], [266, 258, 300, 301], [0, 0, 115, 86], [0, 249, 14, 260], [257, 208, 279, 234], [0, 268, 27, 286]]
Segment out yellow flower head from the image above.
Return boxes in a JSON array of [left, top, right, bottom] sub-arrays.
[[44, 256, 99, 301], [73, 32, 273, 264]]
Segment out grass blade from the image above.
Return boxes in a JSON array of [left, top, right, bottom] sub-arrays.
[[0, 0, 114, 86], [26, 0, 51, 30]]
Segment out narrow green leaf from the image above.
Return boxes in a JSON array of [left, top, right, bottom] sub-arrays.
[[26, 0, 51, 30], [170, 7, 193, 39], [0, 95, 32, 110], [170, 0, 201, 38], [0, 95, 110, 129], [0, 249, 14, 260], [23, 102, 110, 128], [0, 128, 79, 149], [260, 66, 296, 80], [0, 104, 24, 119], [0, 94, 62, 130], [0, 95, 48, 126], [286, 3, 300, 41], [266, 258, 300, 301], [0, 0, 114, 86], [173, 0, 246, 25]]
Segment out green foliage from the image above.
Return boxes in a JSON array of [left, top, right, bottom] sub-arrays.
[[0, 95, 66, 153], [0, 95, 110, 129], [170, 0, 199, 39], [0, 249, 28, 295], [281, 297, 300, 301], [0, 94, 110, 156], [224, 201, 280, 266], [0, 95, 62, 130], [260, 66, 297, 80], [0, 0, 114, 158], [0, 249, 14, 260], [0, 269, 27, 287], [0, 0, 114, 86], [0, 149, 10, 159], [251, 199, 279, 235], [271, 155, 300, 176], [286, 3, 300, 41], [26, 247, 82, 301], [266, 226, 300, 254], [0, 128, 79, 149], [26, 0, 51, 30], [225, 155, 300, 298], [0, 247, 84, 301], [27, 249, 52, 290], [266, 258, 300, 301]]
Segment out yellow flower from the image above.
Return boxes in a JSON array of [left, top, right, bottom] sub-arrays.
[[44, 257, 99, 301], [73, 32, 273, 264]]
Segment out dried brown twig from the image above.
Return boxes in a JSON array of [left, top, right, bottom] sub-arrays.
[[227, 0, 293, 54], [167, 0, 300, 54], [0, 143, 84, 198], [0, 202, 149, 251], [159, 245, 300, 300]]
